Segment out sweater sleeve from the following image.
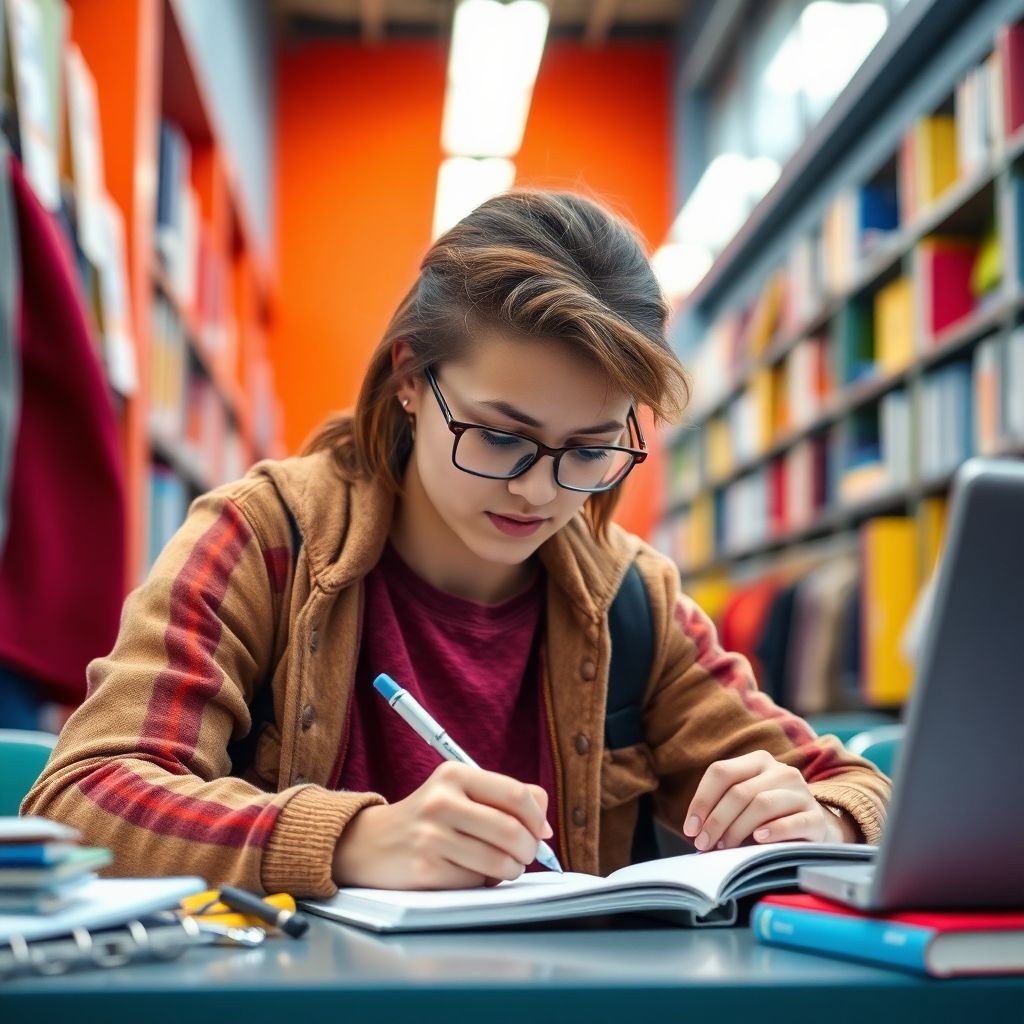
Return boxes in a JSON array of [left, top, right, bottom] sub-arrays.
[[640, 552, 890, 844], [21, 485, 383, 897]]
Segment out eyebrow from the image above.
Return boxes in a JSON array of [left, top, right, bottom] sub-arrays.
[[476, 399, 624, 436]]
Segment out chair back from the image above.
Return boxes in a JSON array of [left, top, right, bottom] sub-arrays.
[[846, 723, 905, 777], [0, 729, 57, 815]]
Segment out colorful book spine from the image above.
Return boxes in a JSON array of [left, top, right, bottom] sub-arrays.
[[753, 899, 938, 974]]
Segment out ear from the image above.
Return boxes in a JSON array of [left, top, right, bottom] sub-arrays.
[[391, 338, 420, 413]]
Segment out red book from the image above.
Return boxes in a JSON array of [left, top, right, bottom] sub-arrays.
[[754, 893, 1024, 977], [919, 239, 978, 344], [999, 23, 1024, 136]]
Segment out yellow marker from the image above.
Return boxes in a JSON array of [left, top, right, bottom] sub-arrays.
[[179, 889, 297, 931]]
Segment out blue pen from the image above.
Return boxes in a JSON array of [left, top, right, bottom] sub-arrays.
[[372, 673, 563, 873]]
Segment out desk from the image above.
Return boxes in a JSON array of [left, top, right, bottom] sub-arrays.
[[1, 918, 1021, 1023]]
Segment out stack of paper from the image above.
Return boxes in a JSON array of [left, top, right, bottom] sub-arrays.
[[0, 816, 112, 913]]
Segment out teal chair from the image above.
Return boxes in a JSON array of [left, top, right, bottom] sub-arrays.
[[803, 711, 900, 746], [846, 723, 905, 778], [0, 728, 58, 815]]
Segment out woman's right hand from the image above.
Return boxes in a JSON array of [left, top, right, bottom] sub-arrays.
[[331, 761, 554, 889]]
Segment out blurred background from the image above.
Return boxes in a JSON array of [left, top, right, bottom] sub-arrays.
[[0, 0, 1019, 737]]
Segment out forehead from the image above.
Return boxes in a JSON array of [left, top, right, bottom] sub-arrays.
[[444, 331, 630, 420]]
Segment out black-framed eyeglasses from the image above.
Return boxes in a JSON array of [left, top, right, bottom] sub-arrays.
[[423, 367, 647, 494]]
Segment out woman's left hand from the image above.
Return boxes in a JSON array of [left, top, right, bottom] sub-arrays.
[[682, 750, 857, 851]]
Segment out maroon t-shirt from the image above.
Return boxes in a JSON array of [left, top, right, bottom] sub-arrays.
[[335, 542, 561, 866]]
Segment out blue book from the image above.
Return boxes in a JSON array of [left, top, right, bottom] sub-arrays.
[[753, 894, 1024, 977], [0, 843, 77, 866]]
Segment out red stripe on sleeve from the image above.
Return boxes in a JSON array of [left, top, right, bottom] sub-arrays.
[[140, 502, 252, 766], [80, 761, 280, 848]]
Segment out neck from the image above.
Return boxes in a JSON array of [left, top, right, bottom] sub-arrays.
[[389, 462, 537, 605]]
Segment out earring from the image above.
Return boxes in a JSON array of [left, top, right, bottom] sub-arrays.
[[399, 396, 415, 440]]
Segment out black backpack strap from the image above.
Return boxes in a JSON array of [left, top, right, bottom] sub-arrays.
[[228, 506, 302, 776], [604, 560, 659, 863]]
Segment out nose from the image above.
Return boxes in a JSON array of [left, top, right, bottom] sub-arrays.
[[506, 454, 559, 508]]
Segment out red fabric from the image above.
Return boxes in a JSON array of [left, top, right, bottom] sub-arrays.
[[336, 542, 560, 865], [760, 894, 1024, 931], [0, 155, 125, 702]]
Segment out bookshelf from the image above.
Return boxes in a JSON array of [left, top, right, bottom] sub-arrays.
[[661, 0, 1024, 712], [57, 0, 284, 585]]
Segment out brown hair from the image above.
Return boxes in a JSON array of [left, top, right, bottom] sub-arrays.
[[304, 187, 690, 538]]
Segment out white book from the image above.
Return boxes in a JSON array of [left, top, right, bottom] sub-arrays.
[[303, 842, 876, 933]]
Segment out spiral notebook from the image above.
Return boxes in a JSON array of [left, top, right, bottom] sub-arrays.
[[0, 875, 206, 945]]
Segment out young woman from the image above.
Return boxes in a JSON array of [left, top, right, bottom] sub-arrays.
[[24, 190, 889, 897]]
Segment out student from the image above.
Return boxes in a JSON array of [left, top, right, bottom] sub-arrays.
[[23, 190, 889, 897]]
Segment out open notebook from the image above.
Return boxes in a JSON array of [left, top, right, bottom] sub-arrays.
[[303, 841, 876, 932]]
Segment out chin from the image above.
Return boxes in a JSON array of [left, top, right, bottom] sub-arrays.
[[462, 523, 549, 566]]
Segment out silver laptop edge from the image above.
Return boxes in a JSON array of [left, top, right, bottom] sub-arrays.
[[800, 458, 1024, 911]]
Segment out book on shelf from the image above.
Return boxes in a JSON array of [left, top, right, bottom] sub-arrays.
[[753, 893, 1024, 978], [997, 21, 1024, 137], [784, 337, 830, 432], [1005, 327, 1024, 442], [860, 517, 917, 706], [301, 842, 876, 934], [973, 334, 1003, 455], [833, 302, 874, 387], [900, 114, 959, 225], [873, 276, 914, 374], [919, 360, 974, 478], [954, 49, 1005, 179], [917, 237, 980, 344]]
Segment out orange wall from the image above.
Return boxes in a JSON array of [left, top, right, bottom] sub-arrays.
[[273, 39, 673, 538]]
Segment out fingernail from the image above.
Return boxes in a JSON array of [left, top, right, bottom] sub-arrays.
[[695, 831, 709, 851], [684, 815, 700, 836], [543, 822, 553, 839], [754, 827, 770, 841], [716, 841, 724, 850]]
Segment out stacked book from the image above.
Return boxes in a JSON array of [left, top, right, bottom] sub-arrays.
[[0, 817, 112, 914]]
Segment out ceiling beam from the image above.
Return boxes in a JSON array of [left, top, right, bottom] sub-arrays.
[[584, 0, 619, 47], [359, 0, 386, 43]]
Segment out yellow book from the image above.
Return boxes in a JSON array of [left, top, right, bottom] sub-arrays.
[[747, 272, 785, 357], [688, 493, 715, 569], [706, 415, 733, 483], [750, 369, 775, 454], [861, 518, 918, 706], [873, 276, 915, 373], [915, 115, 958, 208], [918, 496, 948, 575]]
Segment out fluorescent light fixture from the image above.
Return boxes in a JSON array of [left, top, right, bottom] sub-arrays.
[[651, 242, 714, 304], [766, 2, 888, 100], [432, 156, 517, 240], [442, 0, 550, 157], [670, 153, 781, 254]]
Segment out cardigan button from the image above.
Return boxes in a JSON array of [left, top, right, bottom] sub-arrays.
[[572, 807, 587, 827], [301, 704, 316, 730], [574, 733, 590, 755], [294, 774, 306, 785], [309, 629, 320, 653], [580, 658, 596, 681]]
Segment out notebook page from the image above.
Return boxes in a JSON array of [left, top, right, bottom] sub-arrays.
[[605, 841, 854, 903], [323, 870, 612, 913]]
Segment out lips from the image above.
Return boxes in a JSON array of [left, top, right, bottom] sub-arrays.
[[486, 512, 548, 538]]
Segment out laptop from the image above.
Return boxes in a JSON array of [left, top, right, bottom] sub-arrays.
[[799, 458, 1024, 911]]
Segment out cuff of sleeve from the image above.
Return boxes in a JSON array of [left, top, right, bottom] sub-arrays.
[[808, 781, 886, 845], [262, 785, 386, 898]]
